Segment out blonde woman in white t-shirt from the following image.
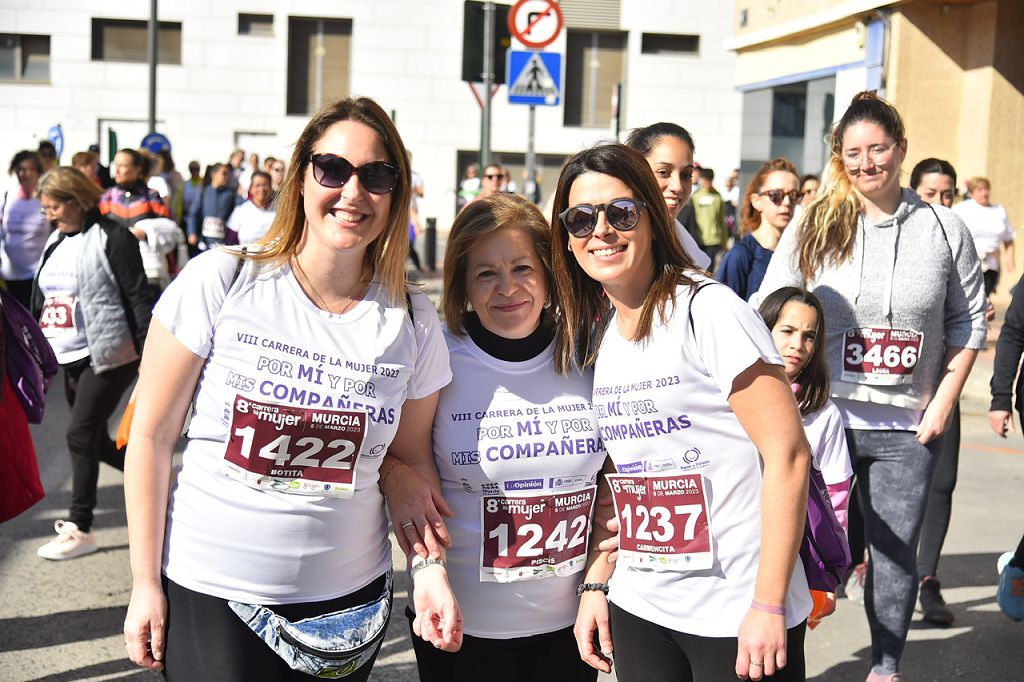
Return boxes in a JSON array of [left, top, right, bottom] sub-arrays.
[[552, 143, 812, 682], [123, 97, 461, 680]]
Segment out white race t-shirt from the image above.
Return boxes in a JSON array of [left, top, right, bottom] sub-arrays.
[[37, 232, 90, 364], [674, 219, 712, 270], [953, 200, 1013, 272], [802, 399, 853, 486], [228, 200, 276, 246], [593, 280, 811, 636], [155, 249, 452, 604], [431, 329, 605, 638]]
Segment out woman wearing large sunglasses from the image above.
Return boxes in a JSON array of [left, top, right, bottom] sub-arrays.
[[554, 143, 813, 682], [754, 92, 986, 682], [123, 97, 460, 680], [716, 158, 800, 301]]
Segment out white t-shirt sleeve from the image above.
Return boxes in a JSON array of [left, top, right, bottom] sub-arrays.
[[406, 290, 452, 400], [688, 283, 785, 399], [807, 400, 853, 485], [674, 219, 712, 270], [154, 248, 242, 357], [1000, 206, 1014, 243]]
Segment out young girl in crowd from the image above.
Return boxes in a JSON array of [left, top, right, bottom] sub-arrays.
[[759, 287, 854, 628], [717, 158, 800, 300], [755, 91, 986, 682], [559, 143, 812, 682]]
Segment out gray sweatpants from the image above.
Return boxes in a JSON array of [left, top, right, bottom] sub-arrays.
[[846, 429, 941, 677]]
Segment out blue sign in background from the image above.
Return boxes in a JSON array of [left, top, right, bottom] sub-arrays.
[[507, 50, 562, 106], [141, 132, 172, 153]]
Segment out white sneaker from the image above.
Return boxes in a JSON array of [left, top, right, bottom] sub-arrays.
[[37, 520, 98, 560]]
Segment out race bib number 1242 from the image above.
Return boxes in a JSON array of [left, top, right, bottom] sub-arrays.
[[222, 395, 366, 497]]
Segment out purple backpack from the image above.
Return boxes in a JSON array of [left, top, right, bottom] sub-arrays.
[[1, 290, 59, 424], [801, 465, 852, 592]]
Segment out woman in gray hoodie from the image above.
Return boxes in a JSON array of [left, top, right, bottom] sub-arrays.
[[754, 92, 987, 682]]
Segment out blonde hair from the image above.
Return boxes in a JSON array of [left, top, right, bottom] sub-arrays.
[[442, 194, 552, 335], [37, 167, 103, 212], [797, 91, 905, 280], [967, 177, 990, 194], [251, 97, 412, 303]]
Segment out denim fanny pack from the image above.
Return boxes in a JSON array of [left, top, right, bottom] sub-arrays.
[[228, 571, 392, 678]]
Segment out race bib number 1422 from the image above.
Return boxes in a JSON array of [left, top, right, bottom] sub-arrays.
[[222, 395, 366, 497]]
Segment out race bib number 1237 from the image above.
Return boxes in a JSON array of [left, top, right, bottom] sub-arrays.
[[607, 473, 713, 571]]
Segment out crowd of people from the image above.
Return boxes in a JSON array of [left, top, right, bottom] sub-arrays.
[[0, 90, 1021, 682]]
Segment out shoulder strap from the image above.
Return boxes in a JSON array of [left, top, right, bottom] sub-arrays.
[[927, 205, 953, 259], [231, 246, 248, 288], [406, 290, 415, 325], [688, 281, 717, 335]]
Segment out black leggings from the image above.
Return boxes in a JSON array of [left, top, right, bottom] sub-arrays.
[[163, 574, 388, 681], [406, 607, 596, 682], [608, 602, 806, 682], [917, 404, 961, 578], [63, 357, 138, 532]]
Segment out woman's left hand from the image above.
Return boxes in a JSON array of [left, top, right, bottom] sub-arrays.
[[735, 609, 787, 681], [412, 565, 463, 652], [916, 396, 954, 444], [382, 461, 453, 559]]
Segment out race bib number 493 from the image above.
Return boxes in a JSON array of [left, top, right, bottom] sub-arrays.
[[842, 327, 922, 386], [607, 474, 713, 571], [479, 486, 595, 583], [222, 395, 366, 497]]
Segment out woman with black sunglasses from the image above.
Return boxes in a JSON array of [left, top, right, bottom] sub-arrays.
[[123, 97, 460, 680], [716, 158, 800, 301], [554, 143, 812, 682]]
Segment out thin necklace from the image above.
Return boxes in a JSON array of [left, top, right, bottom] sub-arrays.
[[291, 257, 364, 315]]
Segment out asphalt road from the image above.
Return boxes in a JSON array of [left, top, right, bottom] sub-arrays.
[[1, 287, 1022, 681]]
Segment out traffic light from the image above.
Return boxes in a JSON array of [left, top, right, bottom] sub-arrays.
[[462, 1, 511, 84]]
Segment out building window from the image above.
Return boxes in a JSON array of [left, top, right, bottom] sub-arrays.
[[0, 34, 50, 83], [564, 30, 627, 128], [91, 18, 182, 64], [287, 17, 352, 116], [239, 13, 274, 36], [641, 33, 699, 55]]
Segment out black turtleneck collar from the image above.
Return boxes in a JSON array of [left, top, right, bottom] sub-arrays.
[[464, 308, 554, 362]]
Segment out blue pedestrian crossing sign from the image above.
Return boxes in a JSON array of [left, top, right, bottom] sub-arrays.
[[507, 50, 561, 106]]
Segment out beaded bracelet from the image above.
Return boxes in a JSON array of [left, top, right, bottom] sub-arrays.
[[750, 600, 786, 616]]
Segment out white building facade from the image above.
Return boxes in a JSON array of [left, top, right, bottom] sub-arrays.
[[0, 0, 741, 229]]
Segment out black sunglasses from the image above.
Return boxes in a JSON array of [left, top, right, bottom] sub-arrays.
[[559, 198, 646, 238], [759, 189, 802, 206], [309, 153, 399, 194]]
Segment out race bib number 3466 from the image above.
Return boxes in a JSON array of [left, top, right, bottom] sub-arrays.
[[607, 474, 713, 571], [222, 395, 366, 497], [842, 327, 922, 386], [480, 486, 596, 583]]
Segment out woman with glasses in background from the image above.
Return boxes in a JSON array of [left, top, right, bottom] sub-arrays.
[[558, 143, 812, 682], [716, 158, 800, 301], [123, 97, 460, 680], [755, 92, 986, 682]]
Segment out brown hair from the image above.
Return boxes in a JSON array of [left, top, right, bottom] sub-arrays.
[[550, 143, 698, 375], [442, 193, 552, 334], [252, 97, 412, 303], [740, 157, 798, 235], [757, 287, 830, 416], [37, 167, 103, 213], [797, 91, 906, 280]]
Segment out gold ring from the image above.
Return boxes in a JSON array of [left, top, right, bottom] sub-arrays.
[[750, 661, 763, 667]]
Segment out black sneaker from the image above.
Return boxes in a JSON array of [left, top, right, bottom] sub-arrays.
[[919, 576, 954, 625]]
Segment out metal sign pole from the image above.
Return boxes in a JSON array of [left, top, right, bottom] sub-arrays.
[[481, 1, 494, 169], [147, 0, 158, 134], [526, 105, 536, 200]]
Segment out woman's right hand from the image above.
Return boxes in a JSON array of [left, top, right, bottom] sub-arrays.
[[124, 582, 167, 671], [574, 591, 614, 673], [381, 460, 453, 559], [989, 409, 1014, 438]]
